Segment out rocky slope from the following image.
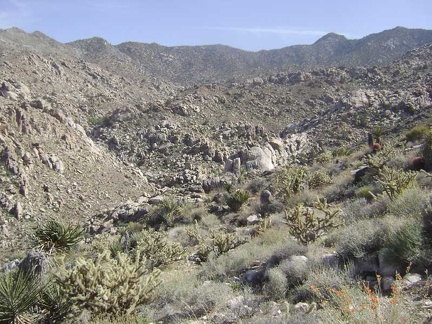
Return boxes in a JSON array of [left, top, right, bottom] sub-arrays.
[[0, 27, 431, 251], [0, 25, 432, 323]]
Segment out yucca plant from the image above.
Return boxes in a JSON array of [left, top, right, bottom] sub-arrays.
[[0, 269, 43, 323], [38, 280, 72, 323], [226, 189, 250, 212], [34, 219, 83, 253]]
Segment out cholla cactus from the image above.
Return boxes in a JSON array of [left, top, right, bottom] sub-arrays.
[[284, 198, 343, 245], [210, 230, 242, 256], [133, 229, 185, 268], [186, 221, 244, 262], [57, 250, 161, 317], [274, 166, 307, 201], [376, 166, 417, 200]]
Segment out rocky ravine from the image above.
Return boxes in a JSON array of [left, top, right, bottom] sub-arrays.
[[0, 28, 431, 258]]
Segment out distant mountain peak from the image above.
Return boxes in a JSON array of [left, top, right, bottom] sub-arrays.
[[314, 32, 348, 44]]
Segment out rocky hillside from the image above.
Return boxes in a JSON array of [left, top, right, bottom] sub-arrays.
[[0, 26, 432, 323]]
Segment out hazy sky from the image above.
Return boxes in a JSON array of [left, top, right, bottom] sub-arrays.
[[1, 0, 431, 51]]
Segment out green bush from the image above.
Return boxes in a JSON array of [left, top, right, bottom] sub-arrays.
[[331, 217, 393, 258], [342, 197, 389, 224], [308, 170, 333, 189], [384, 219, 422, 263], [354, 185, 375, 200], [278, 257, 309, 288], [147, 199, 184, 228], [406, 124, 430, 142]]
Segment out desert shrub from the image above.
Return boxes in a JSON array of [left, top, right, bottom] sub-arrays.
[[246, 178, 268, 194], [0, 269, 44, 323], [150, 270, 234, 321], [310, 273, 415, 323], [267, 241, 308, 268], [187, 222, 244, 262], [202, 228, 296, 280], [293, 266, 351, 304], [421, 204, 432, 257], [148, 272, 221, 321], [182, 281, 234, 318], [126, 222, 146, 233], [189, 207, 209, 222], [342, 198, 369, 224], [57, 250, 161, 317], [384, 219, 422, 263], [264, 268, 287, 300], [87, 313, 147, 324], [388, 187, 430, 220], [332, 147, 352, 157], [314, 151, 333, 164], [284, 198, 343, 245], [256, 200, 284, 217], [278, 257, 309, 288], [33, 218, 83, 253], [329, 217, 396, 258], [354, 185, 375, 201], [111, 229, 185, 268], [321, 172, 355, 203], [227, 189, 250, 212], [406, 124, 430, 142], [342, 197, 389, 224], [422, 131, 432, 171]]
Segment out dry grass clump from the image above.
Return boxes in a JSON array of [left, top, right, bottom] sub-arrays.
[[263, 267, 288, 300], [387, 187, 430, 219], [320, 170, 356, 203], [145, 270, 235, 322], [343, 196, 390, 224], [201, 227, 300, 281]]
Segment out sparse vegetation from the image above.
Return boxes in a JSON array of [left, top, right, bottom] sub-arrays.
[[2, 26, 432, 323]]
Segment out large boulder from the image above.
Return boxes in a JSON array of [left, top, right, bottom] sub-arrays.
[[245, 146, 274, 172]]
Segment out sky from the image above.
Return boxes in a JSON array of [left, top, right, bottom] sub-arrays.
[[0, 0, 431, 51]]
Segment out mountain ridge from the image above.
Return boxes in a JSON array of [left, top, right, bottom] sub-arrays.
[[2, 26, 432, 84]]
